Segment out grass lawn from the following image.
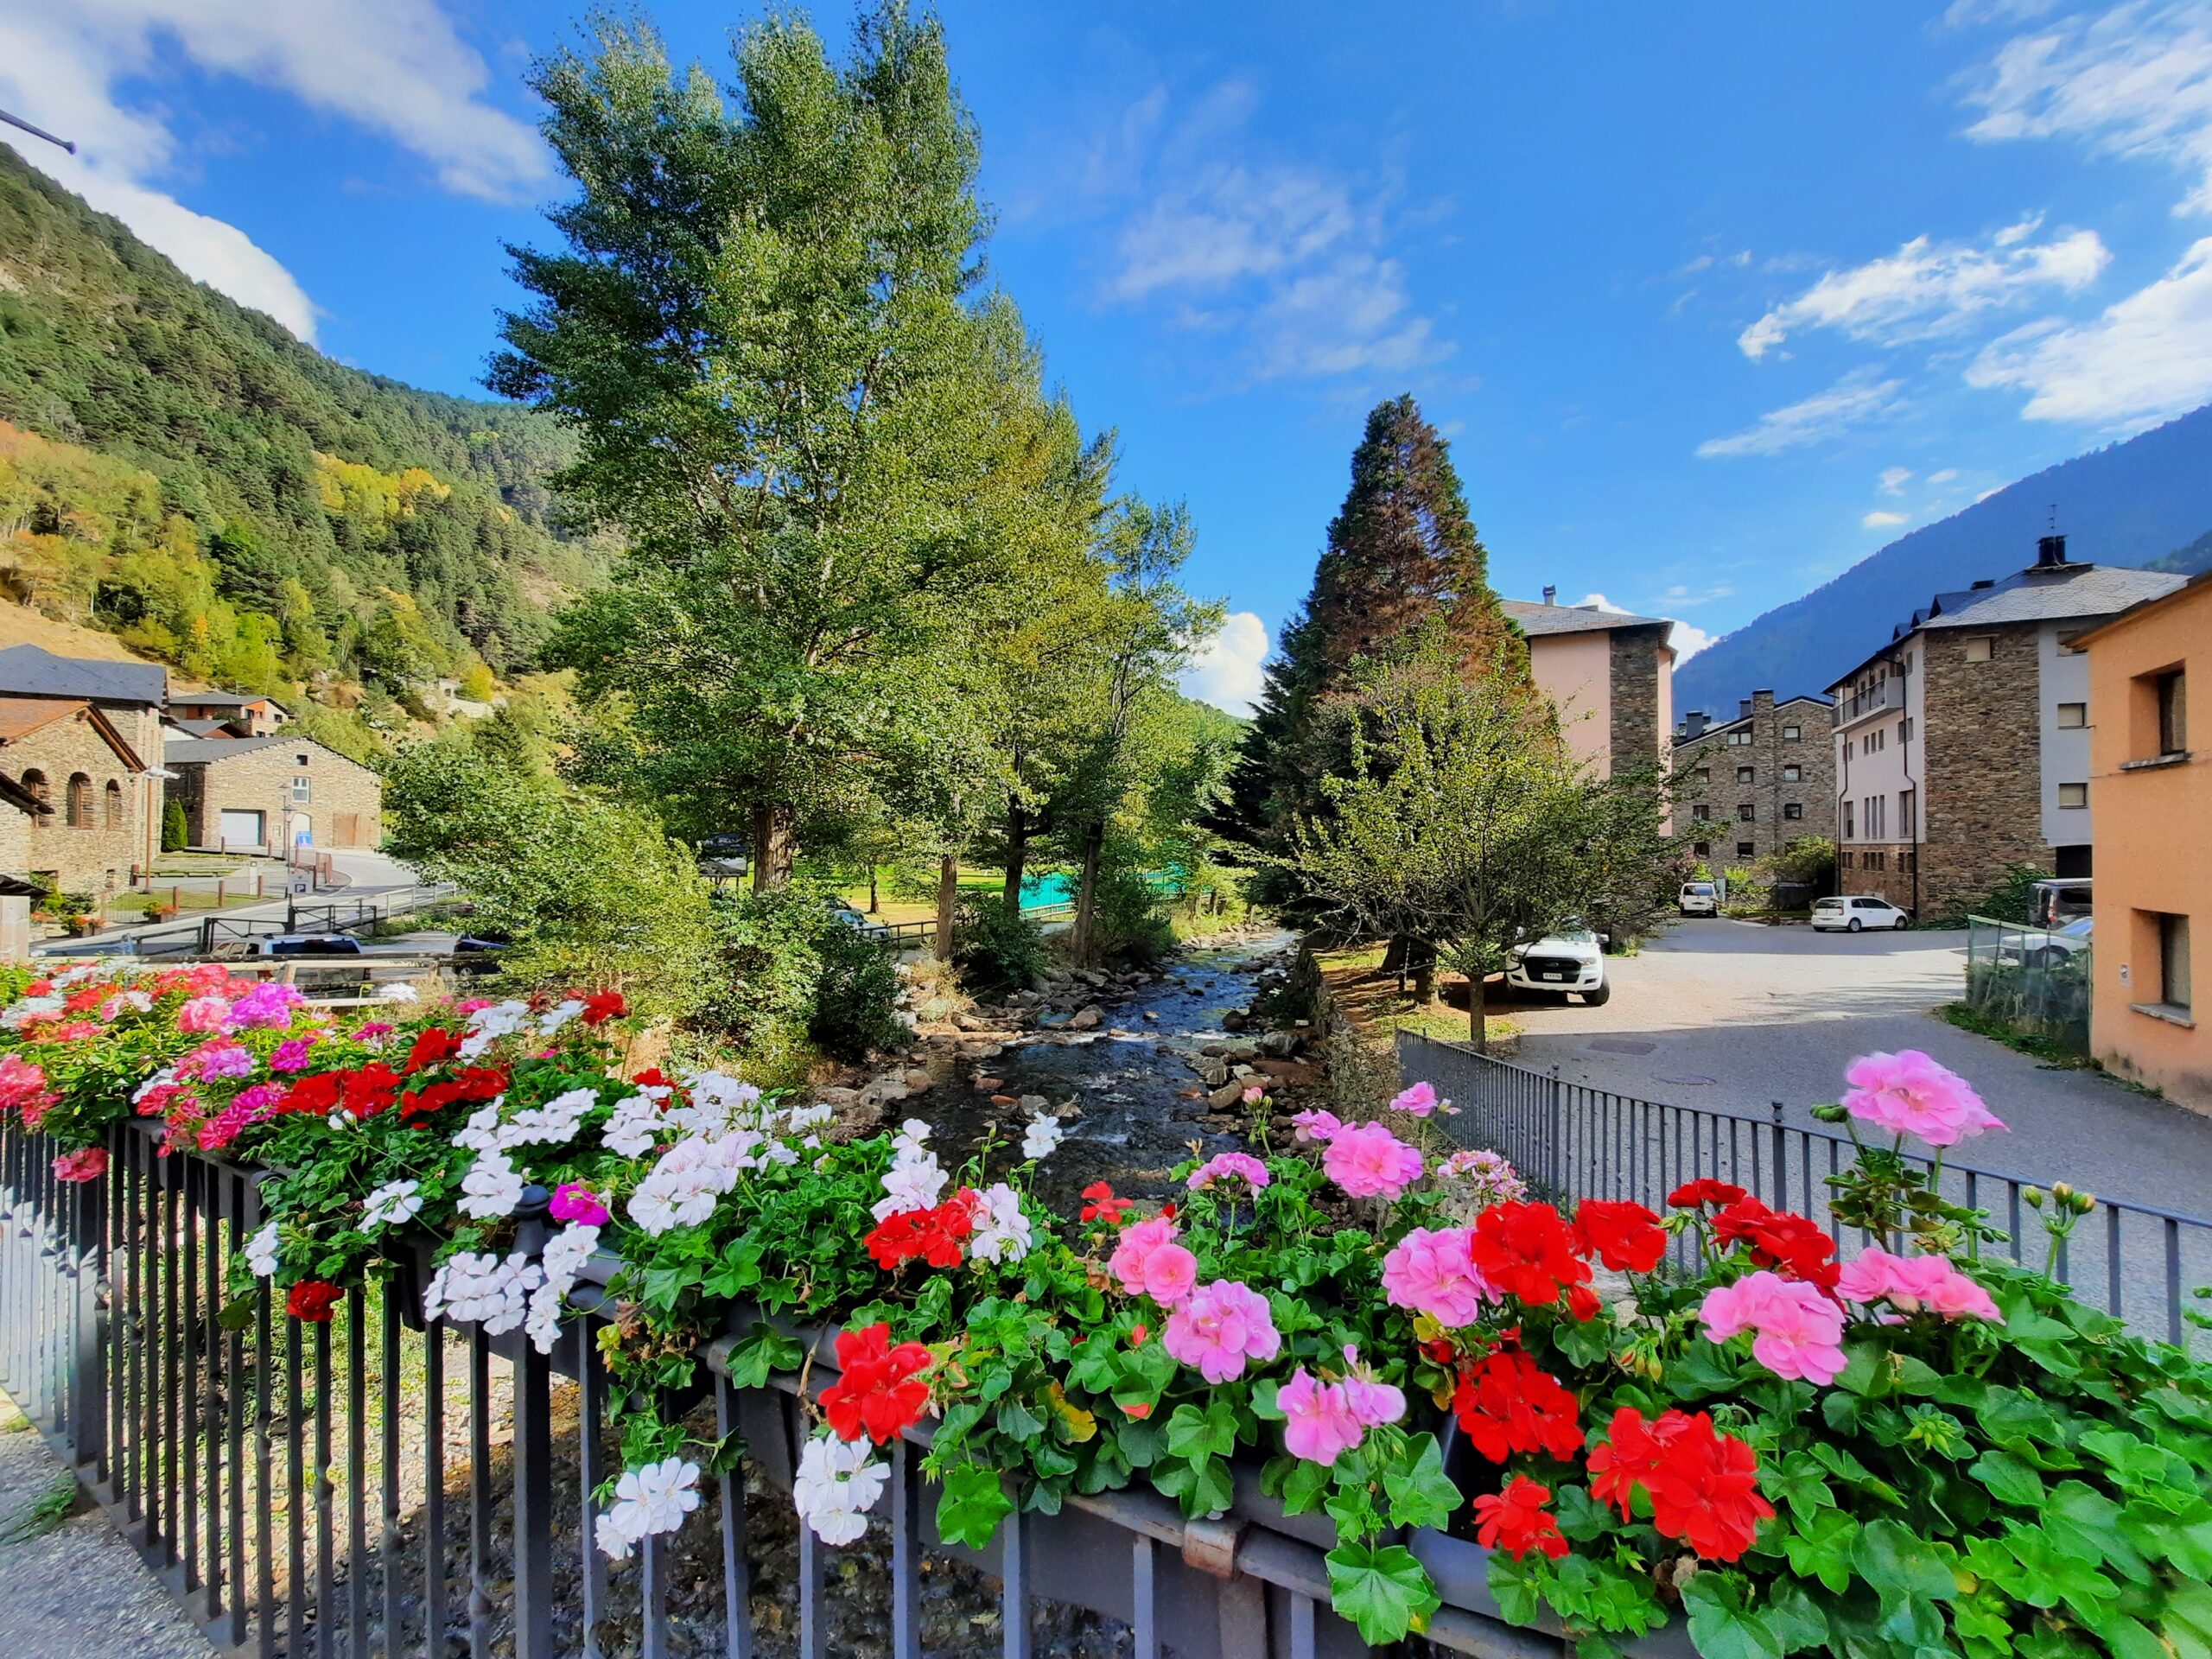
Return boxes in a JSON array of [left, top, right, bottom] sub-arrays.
[[1313, 942, 1522, 1047], [835, 867, 1070, 925]]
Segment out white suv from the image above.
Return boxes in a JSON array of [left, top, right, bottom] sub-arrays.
[[1679, 881, 1718, 916], [1811, 894, 1910, 933], [1508, 929, 1611, 1004]]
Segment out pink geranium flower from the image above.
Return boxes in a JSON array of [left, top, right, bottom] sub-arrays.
[[1322, 1121, 1425, 1199], [1338, 1344, 1405, 1428], [1699, 1270, 1847, 1385], [1835, 1247, 2000, 1322], [175, 995, 231, 1034], [1390, 1081, 1438, 1117], [1278, 1369, 1363, 1464], [0, 1053, 48, 1112], [225, 981, 306, 1030], [1187, 1152, 1270, 1191], [1162, 1279, 1281, 1383], [269, 1034, 321, 1072], [550, 1183, 612, 1226], [1290, 1109, 1341, 1144], [53, 1147, 108, 1183], [1108, 1216, 1199, 1306], [1381, 1225, 1491, 1327], [1842, 1051, 2005, 1147]]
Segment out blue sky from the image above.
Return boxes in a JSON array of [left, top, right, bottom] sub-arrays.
[[6, 2, 2212, 711]]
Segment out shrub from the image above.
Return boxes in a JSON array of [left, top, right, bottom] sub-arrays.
[[950, 893, 1046, 993], [1076, 861, 1176, 964], [810, 923, 906, 1061], [713, 886, 907, 1071], [161, 798, 188, 852]]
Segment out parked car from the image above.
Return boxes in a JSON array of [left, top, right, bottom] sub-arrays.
[[1679, 881, 1719, 917], [2030, 877, 2092, 928], [253, 933, 365, 957], [1810, 894, 1910, 933], [2012, 915, 2094, 968], [1507, 928, 1611, 1004], [454, 931, 512, 976]]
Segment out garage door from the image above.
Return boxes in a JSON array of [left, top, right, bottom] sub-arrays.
[[219, 809, 265, 850]]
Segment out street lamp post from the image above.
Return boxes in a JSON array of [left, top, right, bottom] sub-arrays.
[[1, 109, 75, 154]]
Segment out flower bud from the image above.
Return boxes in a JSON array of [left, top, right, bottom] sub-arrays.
[[2022, 1186, 2044, 1209], [1810, 1103, 1848, 1123], [2072, 1190, 2096, 1214], [2050, 1182, 2073, 1203]]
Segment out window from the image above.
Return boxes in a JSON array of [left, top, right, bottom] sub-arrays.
[[2159, 913, 2192, 1012], [2158, 671, 2187, 755], [1783, 802, 1803, 821], [291, 776, 312, 804], [1737, 842, 1755, 858], [1899, 788, 1916, 839], [1864, 795, 1886, 839], [1692, 804, 1711, 822], [1729, 729, 1753, 747], [1692, 842, 1710, 857], [65, 773, 92, 828], [1783, 764, 1802, 782], [1737, 766, 1754, 784], [2056, 702, 2087, 729], [1964, 636, 1994, 663], [296, 753, 311, 767], [1783, 724, 1801, 741], [20, 770, 47, 811], [2058, 782, 2088, 809], [1900, 716, 1914, 744], [1738, 803, 1756, 823], [1844, 798, 1856, 839], [103, 779, 122, 829], [1840, 849, 1853, 869], [1694, 767, 1711, 785]]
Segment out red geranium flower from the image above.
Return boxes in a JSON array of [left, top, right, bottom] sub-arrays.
[[1471, 1476, 1570, 1560], [1565, 1281, 1604, 1322], [1587, 1407, 1772, 1561], [399, 1065, 508, 1122], [1081, 1182, 1132, 1224], [1470, 1201, 1593, 1307], [580, 990, 628, 1026], [818, 1322, 933, 1444], [403, 1027, 462, 1076], [632, 1068, 672, 1090], [1573, 1198, 1668, 1274], [1452, 1348, 1585, 1463], [864, 1194, 976, 1269], [1668, 1178, 1748, 1210], [1713, 1197, 1839, 1289], [287, 1281, 344, 1323]]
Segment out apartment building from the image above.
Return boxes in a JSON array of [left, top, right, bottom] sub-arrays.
[[1827, 535, 2184, 918], [1672, 690, 1836, 863], [1503, 589, 1677, 779], [2070, 573, 2207, 1113]]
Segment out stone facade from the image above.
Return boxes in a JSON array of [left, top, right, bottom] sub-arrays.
[[0, 701, 152, 895], [1672, 690, 1835, 866], [164, 737, 381, 854], [1913, 625, 2047, 917], [1608, 624, 1672, 776]]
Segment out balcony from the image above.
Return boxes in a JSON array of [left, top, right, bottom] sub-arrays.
[[1832, 676, 1902, 728]]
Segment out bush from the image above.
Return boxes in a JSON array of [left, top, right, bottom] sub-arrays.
[[713, 886, 907, 1074], [161, 798, 188, 853], [810, 923, 907, 1061], [951, 893, 1046, 993], [1076, 862, 1176, 964]]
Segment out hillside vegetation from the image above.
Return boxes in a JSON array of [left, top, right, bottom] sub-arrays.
[[0, 142, 605, 736]]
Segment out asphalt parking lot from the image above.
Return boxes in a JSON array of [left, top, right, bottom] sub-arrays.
[[1494, 917, 2212, 1222]]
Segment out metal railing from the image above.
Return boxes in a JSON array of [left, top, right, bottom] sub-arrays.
[[0, 1119, 1565, 1659], [1830, 677, 1902, 728], [1399, 1030, 2212, 1346], [1964, 913, 2091, 1054]]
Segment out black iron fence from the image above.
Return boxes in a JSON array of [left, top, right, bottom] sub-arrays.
[[1399, 1030, 2212, 1347], [0, 1118, 1579, 1659]]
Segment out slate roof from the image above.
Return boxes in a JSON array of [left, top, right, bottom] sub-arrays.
[[1917, 563, 2187, 629], [163, 735, 372, 772], [1503, 598, 1670, 636], [0, 645, 165, 705]]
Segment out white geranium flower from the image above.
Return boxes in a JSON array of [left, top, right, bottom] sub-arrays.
[[245, 1221, 281, 1278], [594, 1458, 702, 1559], [503, 1086, 598, 1147], [793, 1436, 887, 1546], [525, 1220, 603, 1348], [601, 1092, 663, 1159], [427, 1250, 542, 1334], [453, 1103, 505, 1154], [1020, 1111, 1064, 1161], [536, 998, 587, 1036], [457, 1150, 525, 1220], [458, 999, 529, 1058], [873, 1149, 947, 1221], [968, 1183, 1032, 1265], [378, 982, 418, 1004], [361, 1179, 423, 1230]]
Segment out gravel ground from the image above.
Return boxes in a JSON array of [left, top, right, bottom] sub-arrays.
[[0, 1390, 214, 1659]]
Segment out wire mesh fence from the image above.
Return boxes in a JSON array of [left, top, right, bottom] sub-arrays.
[[1962, 913, 2092, 1055]]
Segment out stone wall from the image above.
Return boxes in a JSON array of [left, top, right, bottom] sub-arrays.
[[6, 708, 147, 893], [1608, 624, 1669, 776], [168, 740, 381, 853], [1918, 625, 2047, 918], [1673, 691, 1836, 865]]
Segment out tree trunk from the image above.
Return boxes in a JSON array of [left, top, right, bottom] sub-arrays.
[[1071, 820, 1104, 966], [751, 804, 795, 892], [1409, 938, 1436, 1005], [1001, 798, 1027, 912], [1381, 933, 1408, 994], [935, 853, 958, 962], [1468, 965, 1489, 1052], [868, 867, 879, 913]]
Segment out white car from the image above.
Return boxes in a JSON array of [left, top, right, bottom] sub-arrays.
[[1679, 881, 1719, 916], [1508, 929, 1611, 1004], [2012, 915, 2093, 968], [1811, 894, 1910, 933]]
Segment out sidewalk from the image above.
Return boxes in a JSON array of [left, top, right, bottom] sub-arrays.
[[41, 850, 426, 957], [0, 1392, 211, 1659]]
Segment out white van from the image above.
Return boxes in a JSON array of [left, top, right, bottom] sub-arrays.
[[1679, 881, 1718, 917]]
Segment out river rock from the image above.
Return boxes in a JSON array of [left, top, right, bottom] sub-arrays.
[[1198, 1041, 1229, 1058], [1069, 1006, 1103, 1031], [1207, 1080, 1248, 1109], [1258, 1030, 1300, 1058], [1196, 1058, 1230, 1088], [903, 1071, 934, 1093], [868, 1077, 911, 1104], [1220, 1010, 1247, 1032], [989, 1094, 1019, 1107], [973, 1075, 1004, 1093]]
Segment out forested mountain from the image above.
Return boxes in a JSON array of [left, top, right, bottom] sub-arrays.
[[1674, 403, 2212, 712], [0, 141, 604, 707]]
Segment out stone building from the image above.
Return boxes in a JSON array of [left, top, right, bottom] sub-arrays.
[[165, 690, 291, 737], [1826, 536, 2184, 918], [1502, 590, 1677, 779], [0, 696, 154, 895], [1671, 690, 1835, 865], [163, 736, 382, 855], [0, 645, 165, 888]]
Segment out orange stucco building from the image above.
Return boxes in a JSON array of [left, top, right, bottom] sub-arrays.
[[2072, 571, 2209, 1112]]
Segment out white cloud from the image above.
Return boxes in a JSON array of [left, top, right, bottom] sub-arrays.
[[1696, 369, 1906, 459], [1967, 233, 2212, 423], [1099, 84, 1452, 384], [0, 0, 550, 341], [1863, 509, 1910, 529], [1961, 1, 2212, 214], [1570, 593, 1630, 613], [1179, 611, 1270, 716], [1655, 582, 1735, 608], [1929, 467, 1961, 482], [1879, 466, 1914, 493], [1669, 620, 1717, 662], [1736, 221, 2107, 359]]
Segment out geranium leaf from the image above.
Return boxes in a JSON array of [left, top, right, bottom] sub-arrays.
[[1782, 1510, 1859, 1594], [1683, 1573, 1783, 1659], [1382, 1433, 1461, 1531], [935, 1465, 1013, 1549], [1970, 1450, 2045, 1508], [1325, 1541, 1440, 1646], [1853, 1519, 1957, 1605]]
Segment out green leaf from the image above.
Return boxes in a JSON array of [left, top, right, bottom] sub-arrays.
[[1763, 1451, 1834, 1524], [1165, 1401, 1237, 1461], [721, 1322, 804, 1389], [1764, 1582, 1830, 1656], [1853, 1518, 1958, 1605], [1279, 1457, 1332, 1516], [1382, 1433, 1462, 1532], [1782, 1511, 1860, 1595], [2045, 1479, 2150, 1576], [936, 1465, 1014, 1549], [995, 1397, 1045, 1443], [1683, 1573, 1783, 1659], [1325, 1541, 1440, 1646], [1971, 1450, 2046, 1508], [1152, 1452, 1234, 1517]]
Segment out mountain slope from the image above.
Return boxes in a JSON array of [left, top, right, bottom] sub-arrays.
[[0, 141, 602, 693], [1674, 404, 2212, 712]]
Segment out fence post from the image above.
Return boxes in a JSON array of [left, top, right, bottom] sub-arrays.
[[66, 1173, 105, 1476], [1547, 1066, 1563, 1198], [1770, 1102, 1788, 1213], [512, 1341, 556, 1659]]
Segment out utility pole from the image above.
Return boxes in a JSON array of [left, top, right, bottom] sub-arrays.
[[0, 110, 75, 154]]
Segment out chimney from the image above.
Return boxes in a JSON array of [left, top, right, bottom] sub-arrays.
[[2036, 533, 2068, 568], [1541, 584, 1558, 606], [1682, 710, 1708, 740], [1971, 578, 1995, 590], [1738, 697, 1752, 721]]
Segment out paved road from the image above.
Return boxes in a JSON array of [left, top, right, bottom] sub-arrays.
[[1496, 918, 2212, 1223], [42, 849, 429, 957]]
